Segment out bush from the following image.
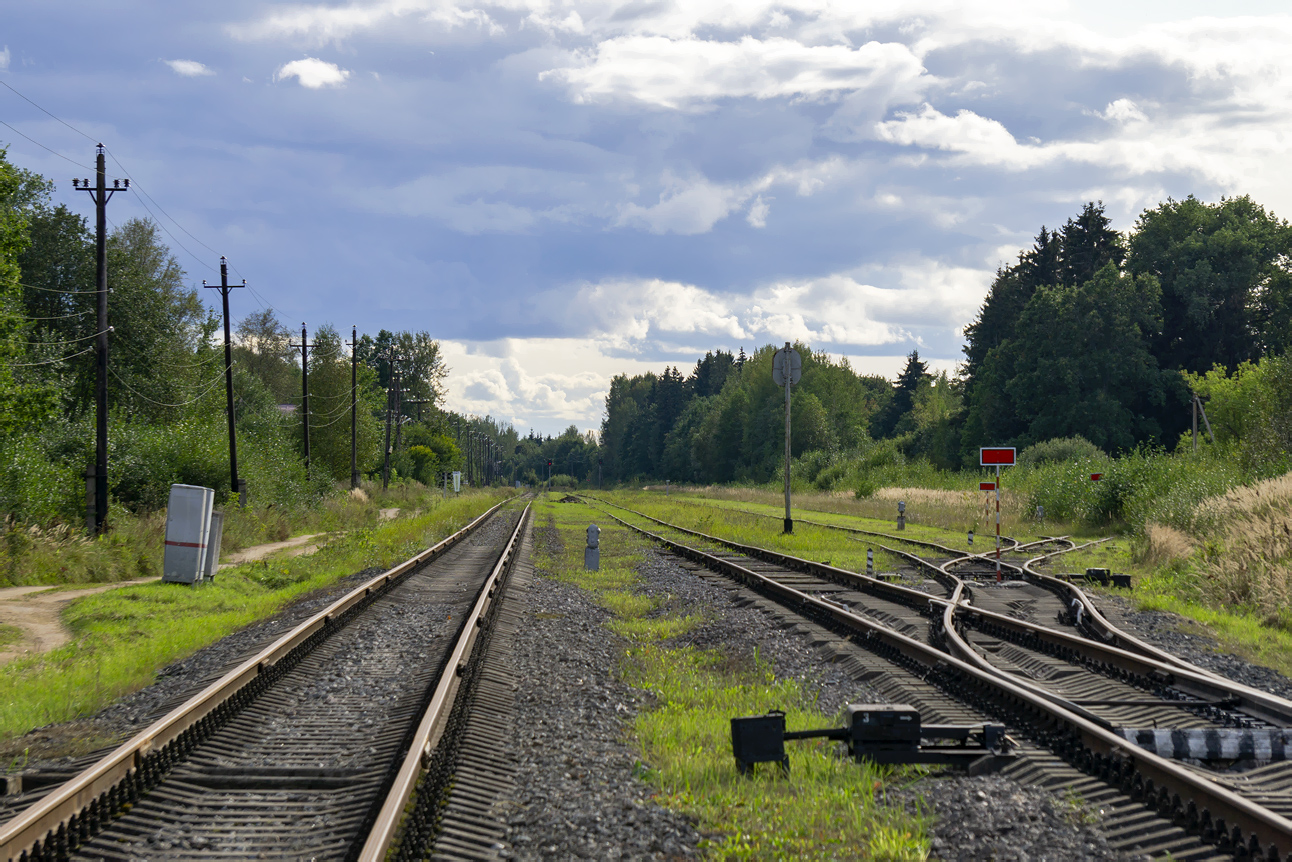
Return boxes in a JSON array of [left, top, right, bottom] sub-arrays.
[[1025, 448, 1245, 531], [1018, 435, 1101, 468], [549, 473, 578, 489]]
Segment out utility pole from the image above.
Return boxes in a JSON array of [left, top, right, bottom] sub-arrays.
[[204, 257, 246, 506], [73, 146, 128, 534], [392, 359, 405, 456], [290, 324, 312, 473], [349, 326, 359, 489], [381, 349, 396, 491]]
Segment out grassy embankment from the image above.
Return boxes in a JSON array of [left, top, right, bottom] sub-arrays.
[[0, 480, 447, 588], [534, 494, 928, 860], [1133, 472, 1292, 676], [0, 489, 512, 749]]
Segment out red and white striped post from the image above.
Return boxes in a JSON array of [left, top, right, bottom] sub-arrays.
[[980, 448, 1016, 582]]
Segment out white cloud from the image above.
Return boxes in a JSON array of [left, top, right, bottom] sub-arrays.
[[746, 195, 770, 228], [230, 0, 500, 45], [0, 46, 9, 72], [165, 59, 215, 77], [1102, 98, 1147, 123], [274, 57, 352, 88], [617, 173, 748, 235], [543, 36, 928, 110], [440, 337, 665, 432]]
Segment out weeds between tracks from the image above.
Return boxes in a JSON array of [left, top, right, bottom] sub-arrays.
[[533, 494, 930, 860]]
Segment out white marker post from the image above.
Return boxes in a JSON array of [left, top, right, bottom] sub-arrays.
[[979, 448, 1015, 582], [772, 342, 802, 534]]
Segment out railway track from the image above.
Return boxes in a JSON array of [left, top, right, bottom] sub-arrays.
[[588, 497, 1292, 860], [0, 499, 532, 862]]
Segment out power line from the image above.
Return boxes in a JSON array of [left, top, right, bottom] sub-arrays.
[[108, 364, 227, 408], [6, 344, 95, 367], [105, 148, 221, 262], [0, 81, 98, 142], [12, 327, 110, 347], [16, 280, 100, 295], [0, 82, 244, 285], [0, 119, 96, 171], [20, 310, 90, 321]]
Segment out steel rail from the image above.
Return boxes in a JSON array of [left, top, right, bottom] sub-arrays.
[[0, 499, 509, 862], [605, 494, 1221, 680], [358, 502, 531, 861], [602, 499, 1292, 728], [596, 504, 1292, 858]]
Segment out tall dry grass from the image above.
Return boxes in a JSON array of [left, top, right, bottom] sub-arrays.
[[1185, 472, 1292, 625]]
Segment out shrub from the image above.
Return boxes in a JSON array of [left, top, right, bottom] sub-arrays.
[[1018, 435, 1101, 468]]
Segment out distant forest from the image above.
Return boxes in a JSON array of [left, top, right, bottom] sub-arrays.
[[599, 197, 1292, 484]]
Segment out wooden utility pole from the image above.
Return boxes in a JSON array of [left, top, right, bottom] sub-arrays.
[[350, 326, 359, 489], [290, 324, 312, 473], [73, 146, 128, 534], [204, 257, 246, 505]]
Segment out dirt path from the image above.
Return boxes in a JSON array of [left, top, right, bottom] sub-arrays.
[[0, 533, 330, 667]]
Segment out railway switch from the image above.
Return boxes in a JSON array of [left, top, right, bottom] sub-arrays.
[[731, 704, 1013, 776]]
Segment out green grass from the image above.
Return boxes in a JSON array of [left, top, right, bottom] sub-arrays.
[[533, 497, 929, 860], [0, 478, 460, 588], [0, 624, 21, 650], [0, 490, 511, 743]]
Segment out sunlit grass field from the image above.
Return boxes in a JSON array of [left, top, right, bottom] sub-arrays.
[[535, 494, 929, 860]]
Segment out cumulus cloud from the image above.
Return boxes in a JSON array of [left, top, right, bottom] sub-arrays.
[[275, 57, 351, 88], [165, 59, 215, 77]]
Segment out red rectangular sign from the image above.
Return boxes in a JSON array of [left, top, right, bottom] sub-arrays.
[[1090, 473, 1103, 481], [979, 482, 996, 491], [980, 447, 1016, 466]]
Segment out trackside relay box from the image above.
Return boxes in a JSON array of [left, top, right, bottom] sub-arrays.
[[163, 484, 215, 584]]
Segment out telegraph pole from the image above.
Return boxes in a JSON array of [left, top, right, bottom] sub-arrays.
[[73, 146, 128, 534], [290, 324, 312, 473], [204, 257, 247, 505], [349, 326, 359, 489]]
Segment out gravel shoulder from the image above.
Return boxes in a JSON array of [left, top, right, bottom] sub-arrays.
[[1094, 592, 1292, 700]]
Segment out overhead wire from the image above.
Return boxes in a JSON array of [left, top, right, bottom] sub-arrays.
[[6, 345, 95, 367], [0, 81, 98, 142], [0, 118, 96, 171], [0, 81, 245, 287], [11, 327, 109, 347], [108, 364, 228, 408]]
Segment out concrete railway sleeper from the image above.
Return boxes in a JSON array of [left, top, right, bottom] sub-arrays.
[[0, 499, 529, 862], [591, 499, 1292, 860]]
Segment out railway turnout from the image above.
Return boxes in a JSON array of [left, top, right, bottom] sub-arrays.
[[588, 496, 1292, 861]]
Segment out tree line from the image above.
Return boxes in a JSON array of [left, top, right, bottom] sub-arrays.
[[0, 148, 528, 523], [599, 197, 1292, 483]]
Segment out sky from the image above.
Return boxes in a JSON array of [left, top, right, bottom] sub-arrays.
[[5, 1, 1292, 436]]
